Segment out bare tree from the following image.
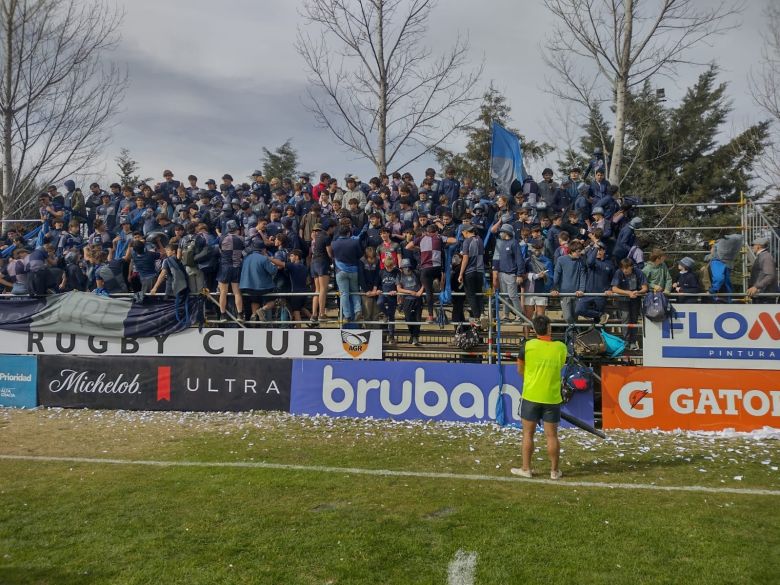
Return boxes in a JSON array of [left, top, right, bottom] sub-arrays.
[[543, 0, 740, 185], [750, 2, 780, 187], [0, 0, 126, 222], [296, 0, 483, 175]]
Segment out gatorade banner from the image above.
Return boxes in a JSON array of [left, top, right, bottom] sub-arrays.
[[602, 366, 780, 431]]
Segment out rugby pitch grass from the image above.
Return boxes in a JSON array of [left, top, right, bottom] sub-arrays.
[[0, 409, 778, 584]]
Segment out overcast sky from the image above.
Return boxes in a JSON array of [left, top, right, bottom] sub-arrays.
[[101, 0, 768, 186]]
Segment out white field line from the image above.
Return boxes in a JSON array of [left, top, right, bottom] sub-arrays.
[[0, 454, 778, 497], [447, 549, 478, 585]]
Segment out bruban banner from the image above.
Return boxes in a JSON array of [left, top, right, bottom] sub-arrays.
[[289, 360, 594, 428], [1, 328, 382, 360], [37, 355, 291, 412]]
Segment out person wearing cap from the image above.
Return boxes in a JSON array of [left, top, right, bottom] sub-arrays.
[[298, 173, 313, 196], [457, 224, 485, 322], [583, 146, 609, 181], [219, 174, 236, 198], [216, 219, 245, 320], [492, 223, 525, 320], [747, 236, 778, 302], [588, 206, 613, 240], [309, 222, 333, 323], [672, 256, 701, 302], [184, 175, 200, 199], [705, 232, 744, 303], [238, 238, 281, 321], [204, 179, 220, 199], [250, 171, 271, 202], [613, 216, 642, 262]]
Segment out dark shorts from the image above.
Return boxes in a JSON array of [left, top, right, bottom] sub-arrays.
[[217, 265, 241, 284], [287, 295, 306, 311], [243, 288, 275, 305], [520, 399, 562, 424], [310, 258, 330, 278]]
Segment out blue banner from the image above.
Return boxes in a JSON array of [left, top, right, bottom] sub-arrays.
[[0, 355, 38, 408], [490, 122, 524, 196], [290, 360, 593, 428]]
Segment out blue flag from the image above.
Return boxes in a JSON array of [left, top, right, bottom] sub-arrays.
[[490, 122, 524, 195]]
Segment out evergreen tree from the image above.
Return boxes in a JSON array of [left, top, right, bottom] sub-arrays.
[[434, 85, 551, 189], [115, 148, 141, 188], [261, 140, 299, 181]]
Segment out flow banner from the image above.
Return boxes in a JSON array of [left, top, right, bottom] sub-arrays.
[[0, 355, 37, 408], [643, 306, 780, 370], [37, 355, 292, 412], [289, 360, 594, 428], [1, 328, 382, 360], [602, 366, 780, 431]]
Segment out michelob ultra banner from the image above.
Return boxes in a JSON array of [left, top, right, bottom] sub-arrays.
[[643, 305, 780, 370], [602, 366, 780, 431]]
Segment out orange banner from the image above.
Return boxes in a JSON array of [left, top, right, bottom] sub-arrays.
[[602, 366, 780, 431]]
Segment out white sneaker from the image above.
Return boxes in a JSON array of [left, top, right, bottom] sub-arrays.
[[550, 469, 563, 480], [510, 468, 533, 478]]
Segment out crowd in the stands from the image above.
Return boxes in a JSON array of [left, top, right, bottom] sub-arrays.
[[0, 154, 776, 346]]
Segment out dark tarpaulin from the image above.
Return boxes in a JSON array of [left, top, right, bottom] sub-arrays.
[[0, 293, 203, 338]]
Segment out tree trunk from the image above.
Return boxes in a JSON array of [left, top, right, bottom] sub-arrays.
[[609, 0, 633, 185], [610, 76, 627, 185], [1, 0, 15, 223], [376, 0, 387, 175]]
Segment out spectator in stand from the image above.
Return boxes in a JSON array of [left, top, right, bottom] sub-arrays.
[[359, 246, 381, 324], [458, 224, 485, 323], [217, 220, 244, 320], [747, 236, 778, 302], [705, 232, 743, 303], [613, 217, 642, 262], [492, 224, 525, 321], [611, 257, 648, 350], [575, 241, 614, 324], [524, 239, 553, 320], [238, 239, 279, 321], [407, 224, 457, 322], [551, 240, 586, 324], [378, 255, 399, 343], [130, 240, 161, 293], [440, 166, 460, 205], [537, 168, 559, 211], [588, 169, 610, 202], [583, 147, 609, 180], [643, 248, 672, 293], [332, 224, 367, 322], [150, 242, 189, 301], [309, 222, 333, 323], [397, 258, 424, 346], [672, 256, 701, 302]]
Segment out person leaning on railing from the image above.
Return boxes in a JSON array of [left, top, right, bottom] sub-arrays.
[[611, 258, 648, 350]]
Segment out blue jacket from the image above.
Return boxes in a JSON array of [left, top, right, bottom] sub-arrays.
[[612, 224, 636, 261], [440, 178, 461, 204], [592, 193, 619, 219], [583, 247, 614, 292], [331, 232, 367, 272], [553, 254, 586, 293], [239, 252, 277, 291], [492, 238, 524, 275]]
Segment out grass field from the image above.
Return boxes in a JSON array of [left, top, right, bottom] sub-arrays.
[[1, 408, 778, 585]]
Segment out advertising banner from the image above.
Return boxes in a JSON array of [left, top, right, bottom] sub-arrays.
[[2, 328, 381, 360], [37, 355, 291, 412], [289, 360, 594, 428], [602, 366, 780, 431], [643, 305, 780, 370], [0, 355, 37, 408]]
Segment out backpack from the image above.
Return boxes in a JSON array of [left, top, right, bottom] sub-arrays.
[[643, 291, 671, 322], [698, 261, 712, 292], [454, 322, 480, 350], [561, 362, 594, 403], [181, 239, 197, 268], [573, 327, 605, 356], [600, 330, 627, 358]]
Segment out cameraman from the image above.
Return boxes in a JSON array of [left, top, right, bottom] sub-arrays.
[[511, 315, 567, 480]]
